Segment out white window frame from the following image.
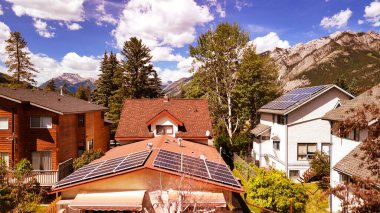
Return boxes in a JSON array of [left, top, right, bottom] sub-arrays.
[[0, 117, 8, 130], [30, 116, 52, 129], [297, 143, 317, 161]]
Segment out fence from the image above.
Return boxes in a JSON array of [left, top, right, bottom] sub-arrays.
[[45, 196, 61, 213], [233, 153, 256, 181], [58, 158, 73, 180]]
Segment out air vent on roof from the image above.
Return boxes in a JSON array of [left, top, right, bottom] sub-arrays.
[[178, 138, 182, 147], [147, 142, 153, 150], [200, 154, 206, 160]]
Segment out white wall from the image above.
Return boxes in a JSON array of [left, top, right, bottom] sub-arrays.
[[151, 115, 178, 137]]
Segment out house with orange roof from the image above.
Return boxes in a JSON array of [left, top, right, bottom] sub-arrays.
[[115, 97, 213, 145], [51, 136, 244, 212]]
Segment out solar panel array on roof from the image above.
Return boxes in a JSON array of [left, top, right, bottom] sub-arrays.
[[261, 85, 327, 110], [54, 150, 151, 188], [153, 149, 240, 187]]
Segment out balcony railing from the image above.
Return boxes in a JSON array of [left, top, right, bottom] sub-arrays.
[[32, 170, 59, 186]]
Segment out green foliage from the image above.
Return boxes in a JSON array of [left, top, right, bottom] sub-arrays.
[[75, 84, 91, 101], [0, 159, 42, 213], [181, 73, 206, 98], [5, 32, 38, 85], [44, 80, 56, 91], [334, 75, 360, 96], [62, 83, 70, 95], [308, 151, 330, 182], [247, 167, 308, 212], [73, 149, 105, 170]]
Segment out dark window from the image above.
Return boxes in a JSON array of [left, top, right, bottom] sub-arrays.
[[289, 170, 300, 178], [273, 140, 280, 150], [31, 116, 52, 128], [297, 143, 317, 161], [339, 173, 351, 184], [156, 125, 173, 135], [277, 115, 286, 125], [31, 151, 52, 170], [78, 115, 85, 127], [353, 128, 360, 141], [87, 140, 94, 150], [261, 136, 270, 140]]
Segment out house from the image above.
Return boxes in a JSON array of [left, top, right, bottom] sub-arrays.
[[322, 83, 380, 212], [51, 135, 244, 212], [115, 97, 213, 145], [0, 87, 110, 186], [250, 84, 353, 178]]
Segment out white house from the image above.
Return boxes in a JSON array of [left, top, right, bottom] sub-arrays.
[[251, 84, 353, 178], [322, 83, 380, 212]]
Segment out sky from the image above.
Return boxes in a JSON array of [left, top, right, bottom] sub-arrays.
[[0, 0, 379, 86]]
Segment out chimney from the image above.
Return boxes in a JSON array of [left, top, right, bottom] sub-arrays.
[[163, 95, 169, 102], [60, 88, 63, 96], [177, 138, 182, 147]]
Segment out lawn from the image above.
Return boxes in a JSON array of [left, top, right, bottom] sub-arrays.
[[233, 169, 329, 213]]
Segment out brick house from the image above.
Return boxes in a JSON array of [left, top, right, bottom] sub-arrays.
[[115, 98, 213, 145], [0, 87, 110, 185]]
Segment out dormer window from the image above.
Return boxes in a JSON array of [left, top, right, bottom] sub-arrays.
[[156, 125, 173, 135]]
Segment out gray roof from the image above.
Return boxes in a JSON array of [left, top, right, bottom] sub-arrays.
[[323, 83, 380, 121], [259, 84, 354, 115], [0, 87, 107, 115], [333, 144, 378, 181], [251, 124, 271, 136]]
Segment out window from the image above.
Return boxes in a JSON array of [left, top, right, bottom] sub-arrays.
[[156, 125, 174, 135], [261, 136, 270, 140], [31, 151, 51, 170], [277, 115, 286, 125], [86, 140, 94, 151], [321, 143, 330, 155], [273, 140, 280, 150], [339, 173, 351, 184], [0, 117, 8, 130], [289, 170, 300, 178], [0, 153, 9, 168], [31, 116, 52, 128], [297, 143, 317, 161], [353, 128, 360, 141], [78, 114, 85, 127]]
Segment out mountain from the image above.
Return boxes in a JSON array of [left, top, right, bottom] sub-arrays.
[[39, 73, 96, 93], [162, 77, 193, 97], [268, 30, 380, 92]]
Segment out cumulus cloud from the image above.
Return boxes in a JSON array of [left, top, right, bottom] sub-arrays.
[[250, 32, 290, 54], [207, 0, 226, 18], [95, 2, 118, 26], [235, 0, 252, 11], [151, 47, 184, 62], [5, 0, 84, 21], [320, 8, 352, 29], [66, 22, 82, 30], [0, 21, 99, 84], [33, 18, 55, 38], [0, 4, 3, 15], [112, 0, 213, 49], [358, 19, 364, 25], [365, 1, 380, 27]]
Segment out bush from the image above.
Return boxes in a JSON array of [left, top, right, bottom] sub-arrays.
[[309, 151, 330, 181], [247, 167, 308, 213], [73, 149, 105, 170]]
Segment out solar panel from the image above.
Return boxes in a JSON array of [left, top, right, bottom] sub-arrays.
[[54, 150, 151, 187], [261, 85, 327, 110], [153, 149, 240, 187]]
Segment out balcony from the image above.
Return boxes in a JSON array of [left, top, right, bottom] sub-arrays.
[[32, 170, 59, 186]]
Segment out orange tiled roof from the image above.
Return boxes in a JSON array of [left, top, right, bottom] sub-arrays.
[[115, 98, 213, 139]]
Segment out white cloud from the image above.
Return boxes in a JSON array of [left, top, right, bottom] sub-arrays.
[[207, 0, 226, 18], [151, 47, 184, 62], [235, 0, 252, 11], [251, 32, 290, 54], [155, 57, 195, 84], [0, 21, 11, 62], [112, 0, 213, 49], [365, 1, 380, 27], [61, 52, 99, 71], [95, 2, 118, 26], [0, 4, 3, 15], [358, 19, 364, 25], [33, 18, 55, 38], [5, 0, 84, 21], [66, 22, 82, 30], [320, 8, 352, 29]]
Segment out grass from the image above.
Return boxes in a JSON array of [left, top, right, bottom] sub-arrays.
[[233, 169, 329, 213]]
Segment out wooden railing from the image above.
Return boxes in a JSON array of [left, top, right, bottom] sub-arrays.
[[32, 170, 59, 186], [45, 196, 61, 213]]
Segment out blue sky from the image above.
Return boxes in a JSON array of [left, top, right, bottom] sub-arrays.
[[0, 0, 379, 85]]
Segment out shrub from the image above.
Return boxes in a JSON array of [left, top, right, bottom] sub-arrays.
[[309, 151, 330, 181], [73, 149, 105, 170], [247, 167, 308, 213]]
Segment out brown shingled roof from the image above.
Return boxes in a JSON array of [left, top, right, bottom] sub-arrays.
[[333, 143, 379, 181], [0, 87, 107, 114], [323, 83, 380, 121], [251, 123, 271, 136], [115, 98, 213, 139]]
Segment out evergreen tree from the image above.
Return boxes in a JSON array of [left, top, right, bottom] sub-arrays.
[[108, 37, 162, 122], [61, 83, 70, 95], [75, 84, 88, 101], [44, 80, 56, 91], [5, 32, 38, 85]]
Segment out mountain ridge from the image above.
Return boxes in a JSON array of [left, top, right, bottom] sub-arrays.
[[39, 73, 96, 93]]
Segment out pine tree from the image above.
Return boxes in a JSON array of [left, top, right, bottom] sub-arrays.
[[62, 83, 70, 95], [44, 80, 56, 91], [75, 84, 88, 101], [5, 32, 38, 85]]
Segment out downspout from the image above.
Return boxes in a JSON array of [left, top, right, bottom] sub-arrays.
[[11, 108, 15, 169], [329, 121, 333, 213], [285, 115, 289, 177]]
